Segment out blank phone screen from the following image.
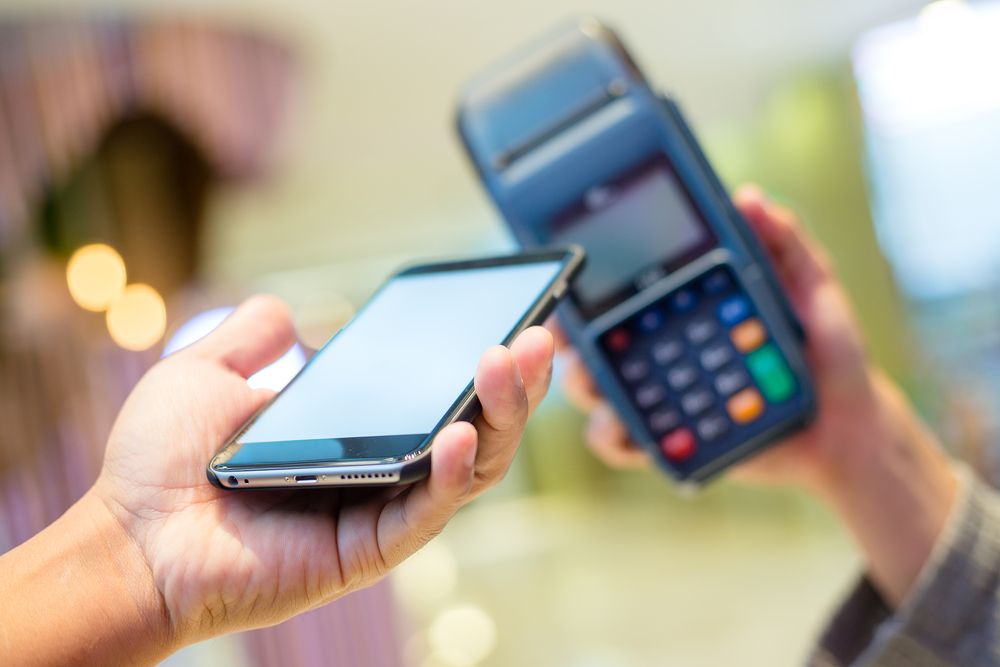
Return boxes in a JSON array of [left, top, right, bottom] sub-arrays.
[[224, 259, 564, 466]]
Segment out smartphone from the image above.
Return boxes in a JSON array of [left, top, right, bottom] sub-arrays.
[[456, 18, 815, 487], [207, 248, 584, 490]]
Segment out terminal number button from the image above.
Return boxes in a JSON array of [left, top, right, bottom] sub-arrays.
[[681, 388, 714, 416], [620, 358, 650, 383], [696, 413, 730, 442], [666, 363, 699, 391], [685, 318, 718, 345], [649, 408, 682, 434], [700, 343, 733, 372], [636, 383, 667, 409], [652, 337, 684, 366], [714, 367, 749, 396]]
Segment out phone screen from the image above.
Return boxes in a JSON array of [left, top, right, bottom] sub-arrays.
[[219, 258, 565, 467]]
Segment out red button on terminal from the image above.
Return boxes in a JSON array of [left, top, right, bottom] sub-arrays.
[[660, 428, 696, 462], [606, 328, 631, 353]]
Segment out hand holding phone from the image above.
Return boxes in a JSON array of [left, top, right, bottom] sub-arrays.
[[83, 287, 566, 646]]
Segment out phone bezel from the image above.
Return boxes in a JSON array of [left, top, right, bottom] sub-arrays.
[[206, 246, 584, 490]]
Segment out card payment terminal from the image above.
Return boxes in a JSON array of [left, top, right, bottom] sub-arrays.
[[456, 18, 815, 486]]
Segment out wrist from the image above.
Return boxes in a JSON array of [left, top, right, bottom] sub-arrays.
[[81, 490, 179, 658], [813, 369, 958, 607], [0, 490, 177, 665]]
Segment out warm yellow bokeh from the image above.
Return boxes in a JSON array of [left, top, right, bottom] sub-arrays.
[[105, 284, 167, 351], [428, 604, 497, 667], [65, 244, 127, 312]]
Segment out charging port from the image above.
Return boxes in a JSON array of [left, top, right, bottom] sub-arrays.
[[294, 475, 318, 484]]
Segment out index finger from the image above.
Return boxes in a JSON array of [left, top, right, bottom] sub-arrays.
[[561, 351, 604, 413], [547, 316, 572, 352]]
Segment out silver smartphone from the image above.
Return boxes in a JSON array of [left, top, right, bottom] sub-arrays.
[[207, 248, 584, 490]]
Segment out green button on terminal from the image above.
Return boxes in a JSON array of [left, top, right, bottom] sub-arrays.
[[746, 343, 797, 403]]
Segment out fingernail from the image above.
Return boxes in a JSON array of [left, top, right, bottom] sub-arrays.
[[741, 184, 771, 203]]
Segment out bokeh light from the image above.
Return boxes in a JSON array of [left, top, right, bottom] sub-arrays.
[[428, 604, 497, 667], [163, 306, 307, 390], [393, 539, 459, 611], [105, 284, 167, 351], [65, 243, 127, 311], [919, 0, 970, 26]]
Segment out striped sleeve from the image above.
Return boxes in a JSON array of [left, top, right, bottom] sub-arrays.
[[811, 467, 1000, 667]]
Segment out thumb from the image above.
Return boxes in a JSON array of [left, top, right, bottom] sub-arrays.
[[183, 295, 296, 379]]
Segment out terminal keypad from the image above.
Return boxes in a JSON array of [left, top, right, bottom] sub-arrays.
[[601, 266, 799, 466]]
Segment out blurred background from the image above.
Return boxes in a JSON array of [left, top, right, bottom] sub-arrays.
[[2, 0, 999, 665]]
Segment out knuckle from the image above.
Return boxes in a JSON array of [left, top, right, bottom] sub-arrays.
[[475, 456, 513, 490], [498, 390, 530, 431]]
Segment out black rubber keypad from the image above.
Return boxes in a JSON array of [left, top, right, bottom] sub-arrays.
[[599, 266, 801, 469]]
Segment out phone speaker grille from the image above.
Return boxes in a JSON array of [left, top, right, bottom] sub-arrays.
[[338, 472, 397, 481]]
